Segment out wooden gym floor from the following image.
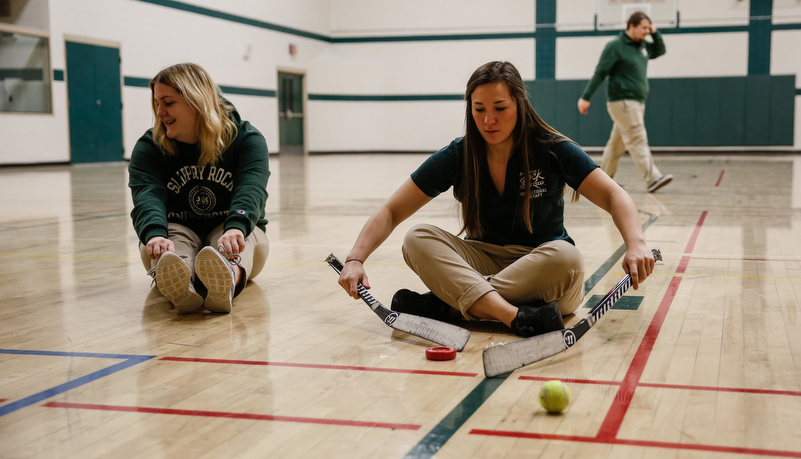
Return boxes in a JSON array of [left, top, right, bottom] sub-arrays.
[[1, 152, 801, 458]]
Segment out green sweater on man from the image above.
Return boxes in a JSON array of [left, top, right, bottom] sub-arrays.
[[581, 30, 666, 103]]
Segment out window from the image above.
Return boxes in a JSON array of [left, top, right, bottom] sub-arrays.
[[0, 30, 51, 113]]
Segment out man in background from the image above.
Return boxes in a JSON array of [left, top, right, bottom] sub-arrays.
[[578, 11, 672, 193]]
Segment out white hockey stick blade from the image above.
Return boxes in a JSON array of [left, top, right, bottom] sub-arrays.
[[482, 248, 662, 377], [483, 331, 567, 377], [325, 253, 470, 351], [392, 313, 471, 351]]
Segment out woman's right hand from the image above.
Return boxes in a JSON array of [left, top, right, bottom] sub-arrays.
[[146, 236, 174, 259], [338, 260, 370, 299]]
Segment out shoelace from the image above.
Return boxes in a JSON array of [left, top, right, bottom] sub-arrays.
[[217, 245, 241, 267], [146, 254, 192, 287]]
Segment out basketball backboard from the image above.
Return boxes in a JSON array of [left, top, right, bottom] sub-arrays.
[[596, 0, 678, 30]]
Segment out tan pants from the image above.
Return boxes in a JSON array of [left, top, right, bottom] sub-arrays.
[[601, 100, 662, 184], [401, 224, 585, 320], [139, 223, 269, 294]]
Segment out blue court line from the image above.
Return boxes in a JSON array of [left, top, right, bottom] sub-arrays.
[[404, 212, 659, 458], [0, 349, 155, 417]]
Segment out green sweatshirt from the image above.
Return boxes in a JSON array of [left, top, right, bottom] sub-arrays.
[[581, 30, 666, 103], [128, 106, 270, 244]]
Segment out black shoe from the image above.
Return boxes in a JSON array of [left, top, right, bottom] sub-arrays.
[[391, 289, 453, 322], [510, 301, 565, 338]]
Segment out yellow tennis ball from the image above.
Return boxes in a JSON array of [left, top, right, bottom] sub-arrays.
[[539, 380, 571, 413]]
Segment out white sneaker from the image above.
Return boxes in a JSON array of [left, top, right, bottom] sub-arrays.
[[647, 174, 673, 193], [150, 252, 204, 313], [195, 246, 236, 313]]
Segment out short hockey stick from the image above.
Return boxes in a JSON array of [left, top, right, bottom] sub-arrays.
[[325, 254, 471, 351], [482, 249, 662, 377]]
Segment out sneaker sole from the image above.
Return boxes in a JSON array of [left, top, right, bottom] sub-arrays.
[[155, 253, 203, 313], [195, 247, 234, 313], [648, 176, 673, 193]]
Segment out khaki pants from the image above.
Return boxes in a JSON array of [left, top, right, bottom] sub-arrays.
[[601, 100, 662, 184], [139, 222, 269, 295], [401, 224, 585, 320]]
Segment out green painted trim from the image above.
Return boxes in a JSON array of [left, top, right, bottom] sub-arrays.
[[748, 0, 772, 75], [136, 0, 330, 42], [219, 85, 276, 97], [796, 88, 801, 96], [124, 76, 150, 87], [773, 23, 801, 31], [331, 32, 535, 43], [122, 75, 276, 97], [53, 69, 64, 81], [309, 93, 462, 102], [536, 0, 557, 79]]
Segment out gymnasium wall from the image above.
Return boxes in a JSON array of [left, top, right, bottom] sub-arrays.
[[0, 0, 799, 165]]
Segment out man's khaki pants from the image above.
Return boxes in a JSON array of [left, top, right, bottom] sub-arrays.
[[601, 99, 662, 184]]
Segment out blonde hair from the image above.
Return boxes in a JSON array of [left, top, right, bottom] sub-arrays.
[[149, 63, 237, 166]]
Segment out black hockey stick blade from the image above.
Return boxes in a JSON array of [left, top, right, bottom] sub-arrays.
[[325, 254, 471, 351], [482, 249, 662, 377]]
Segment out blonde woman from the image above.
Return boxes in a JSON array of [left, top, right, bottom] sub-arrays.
[[129, 63, 270, 314]]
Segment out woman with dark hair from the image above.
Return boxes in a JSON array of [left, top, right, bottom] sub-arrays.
[[338, 61, 654, 337], [129, 63, 270, 314]]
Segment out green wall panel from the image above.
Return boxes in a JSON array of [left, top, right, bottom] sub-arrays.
[[529, 76, 794, 148], [719, 78, 746, 146], [769, 75, 795, 145], [696, 79, 722, 146]]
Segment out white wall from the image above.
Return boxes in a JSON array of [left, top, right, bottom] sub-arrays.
[[1, 0, 330, 164], [1, 0, 800, 165]]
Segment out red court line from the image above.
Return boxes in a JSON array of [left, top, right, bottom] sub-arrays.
[[469, 430, 801, 458], [596, 211, 707, 441], [715, 170, 725, 187], [160, 356, 478, 377], [519, 376, 801, 396], [43, 402, 420, 430], [690, 257, 801, 263]]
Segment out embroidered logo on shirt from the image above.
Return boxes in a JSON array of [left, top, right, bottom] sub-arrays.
[[236, 210, 246, 215], [188, 185, 217, 215], [520, 169, 546, 199]]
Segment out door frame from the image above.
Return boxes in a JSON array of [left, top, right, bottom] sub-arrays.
[[276, 67, 307, 155], [63, 35, 124, 163]]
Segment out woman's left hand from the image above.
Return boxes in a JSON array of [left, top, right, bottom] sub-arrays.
[[622, 242, 655, 290], [217, 228, 246, 255]]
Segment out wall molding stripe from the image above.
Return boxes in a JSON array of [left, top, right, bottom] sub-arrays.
[[135, 0, 330, 42], [53, 71, 801, 101], [331, 32, 535, 43], [133, 0, 800, 43], [121, 75, 276, 97], [309, 94, 462, 102]]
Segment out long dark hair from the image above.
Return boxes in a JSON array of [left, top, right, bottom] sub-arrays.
[[458, 61, 569, 237]]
